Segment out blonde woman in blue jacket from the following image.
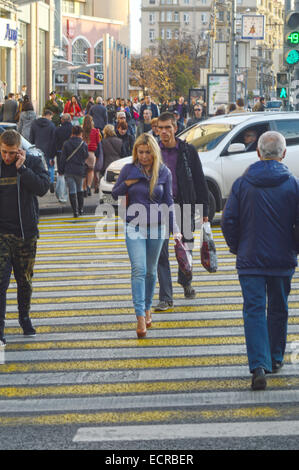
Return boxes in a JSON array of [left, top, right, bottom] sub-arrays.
[[112, 133, 180, 338]]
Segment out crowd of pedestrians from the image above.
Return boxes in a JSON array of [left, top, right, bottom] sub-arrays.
[[1, 89, 297, 391]]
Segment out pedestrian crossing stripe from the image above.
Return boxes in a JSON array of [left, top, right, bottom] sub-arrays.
[[6, 289, 299, 304], [5, 307, 299, 319], [4, 334, 299, 351], [1, 376, 299, 399], [7, 279, 243, 292], [0, 354, 294, 373], [1, 405, 299, 428]]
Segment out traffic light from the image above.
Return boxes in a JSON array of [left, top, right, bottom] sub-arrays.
[[276, 72, 288, 99], [277, 87, 288, 99], [285, 11, 299, 65]]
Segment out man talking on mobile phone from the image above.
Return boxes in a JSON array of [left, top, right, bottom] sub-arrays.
[[0, 130, 49, 345]]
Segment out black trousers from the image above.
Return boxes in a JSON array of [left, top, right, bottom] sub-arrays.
[[0, 234, 37, 328]]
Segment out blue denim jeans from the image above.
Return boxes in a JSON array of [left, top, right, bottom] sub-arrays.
[[45, 157, 55, 184], [239, 274, 292, 373], [65, 174, 84, 195], [126, 224, 165, 317]]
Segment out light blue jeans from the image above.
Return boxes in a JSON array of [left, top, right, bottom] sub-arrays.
[[65, 174, 84, 195], [126, 224, 166, 317], [46, 157, 55, 184]]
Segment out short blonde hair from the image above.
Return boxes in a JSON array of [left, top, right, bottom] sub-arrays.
[[132, 133, 162, 198], [103, 124, 116, 138]]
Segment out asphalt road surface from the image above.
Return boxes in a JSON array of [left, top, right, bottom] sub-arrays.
[[0, 213, 298, 453]]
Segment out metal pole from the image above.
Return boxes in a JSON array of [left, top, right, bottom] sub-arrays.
[[229, 0, 236, 102]]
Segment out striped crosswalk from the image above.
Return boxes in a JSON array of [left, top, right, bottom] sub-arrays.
[[1, 213, 299, 448]]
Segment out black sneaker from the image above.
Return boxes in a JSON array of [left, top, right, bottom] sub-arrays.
[[0, 336, 6, 346], [49, 183, 55, 194], [154, 301, 173, 311], [19, 318, 36, 337], [184, 285, 196, 299], [251, 367, 267, 391]]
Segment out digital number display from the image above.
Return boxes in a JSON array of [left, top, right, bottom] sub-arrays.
[[287, 31, 299, 45]]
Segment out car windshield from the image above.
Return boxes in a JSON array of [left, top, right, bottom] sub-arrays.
[[179, 123, 234, 152]]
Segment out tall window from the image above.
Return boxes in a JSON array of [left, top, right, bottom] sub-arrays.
[[149, 29, 155, 41], [183, 13, 190, 24], [94, 40, 103, 72], [19, 22, 27, 90], [72, 38, 89, 65], [62, 0, 75, 13]]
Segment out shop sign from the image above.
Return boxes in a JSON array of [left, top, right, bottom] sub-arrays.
[[55, 74, 68, 85], [94, 72, 104, 85], [0, 18, 18, 48], [77, 71, 91, 84]]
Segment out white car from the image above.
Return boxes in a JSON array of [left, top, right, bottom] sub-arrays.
[[99, 112, 299, 221]]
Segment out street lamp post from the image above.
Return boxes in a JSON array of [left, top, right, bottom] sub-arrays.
[[229, 0, 236, 103]]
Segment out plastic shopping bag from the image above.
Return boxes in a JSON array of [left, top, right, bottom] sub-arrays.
[[55, 174, 68, 203], [174, 239, 192, 280], [200, 222, 218, 273]]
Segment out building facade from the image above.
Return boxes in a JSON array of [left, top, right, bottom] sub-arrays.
[[141, 0, 285, 100], [0, 0, 54, 114], [141, 0, 211, 53], [55, 0, 130, 98]]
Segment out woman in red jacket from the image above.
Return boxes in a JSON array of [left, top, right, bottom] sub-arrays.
[[82, 115, 100, 197], [63, 96, 82, 122]]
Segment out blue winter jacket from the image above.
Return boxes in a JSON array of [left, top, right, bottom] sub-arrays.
[[221, 159, 299, 276], [112, 162, 177, 233]]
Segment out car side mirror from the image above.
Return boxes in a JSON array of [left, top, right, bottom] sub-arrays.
[[227, 143, 246, 153]]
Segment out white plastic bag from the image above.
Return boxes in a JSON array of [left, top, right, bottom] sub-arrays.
[[55, 175, 68, 203]]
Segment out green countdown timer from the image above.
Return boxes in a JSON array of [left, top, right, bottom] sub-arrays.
[[287, 31, 299, 45], [286, 49, 299, 65]]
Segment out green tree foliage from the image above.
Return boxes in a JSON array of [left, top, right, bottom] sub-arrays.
[[130, 36, 206, 100]]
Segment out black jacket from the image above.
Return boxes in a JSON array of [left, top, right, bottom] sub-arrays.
[[175, 140, 209, 223], [54, 121, 73, 153], [29, 118, 56, 160], [116, 130, 134, 157], [60, 137, 89, 177], [0, 152, 50, 239]]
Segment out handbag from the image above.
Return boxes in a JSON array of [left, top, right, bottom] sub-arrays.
[[174, 239, 192, 280], [200, 222, 218, 273]]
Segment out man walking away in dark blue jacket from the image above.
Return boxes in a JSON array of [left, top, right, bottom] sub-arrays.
[[222, 131, 299, 391], [29, 109, 56, 192], [88, 97, 108, 132]]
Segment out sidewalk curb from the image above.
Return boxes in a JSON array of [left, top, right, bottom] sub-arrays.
[[39, 204, 98, 216]]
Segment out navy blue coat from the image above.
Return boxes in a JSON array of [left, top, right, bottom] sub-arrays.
[[221, 159, 299, 275], [60, 137, 88, 177]]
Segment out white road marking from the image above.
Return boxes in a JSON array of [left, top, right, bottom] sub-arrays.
[[73, 421, 299, 442]]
